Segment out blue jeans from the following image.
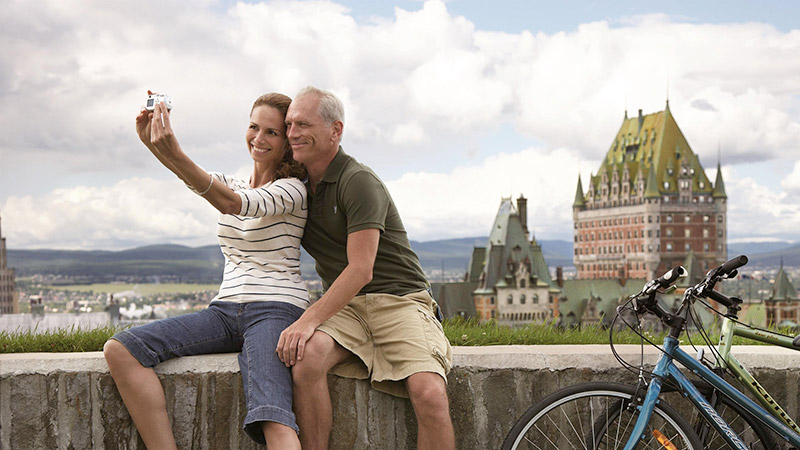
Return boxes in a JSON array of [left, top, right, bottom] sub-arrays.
[[111, 300, 303, 444]]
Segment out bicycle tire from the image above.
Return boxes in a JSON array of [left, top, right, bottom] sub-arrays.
[[687, 380, 777, 450], [501, 381, 703, 450]]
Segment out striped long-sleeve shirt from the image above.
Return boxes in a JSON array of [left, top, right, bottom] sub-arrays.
[[208, 173, 309, 309]]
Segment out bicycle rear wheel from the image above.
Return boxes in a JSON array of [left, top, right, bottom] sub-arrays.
[[501, 381, 703, 450]]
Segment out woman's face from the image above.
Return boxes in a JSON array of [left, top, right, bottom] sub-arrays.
[[246, 105, 287, 166]]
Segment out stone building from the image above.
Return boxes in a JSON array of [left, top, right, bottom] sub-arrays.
[[467, 196, 560, 325], [573, 102, 728, 281], [764, 264, 799, 327], [0, 213, 19, 314]]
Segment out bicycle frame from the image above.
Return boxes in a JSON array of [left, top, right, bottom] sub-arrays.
[[716, 314, 800, 432], [623, 336, 800, 450]]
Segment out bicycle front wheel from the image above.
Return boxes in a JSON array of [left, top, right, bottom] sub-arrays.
[[502, 381, 703, 450], [689, 380, 776, 450]]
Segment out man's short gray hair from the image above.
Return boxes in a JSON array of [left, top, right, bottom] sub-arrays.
[[296, 86, 345, 125]]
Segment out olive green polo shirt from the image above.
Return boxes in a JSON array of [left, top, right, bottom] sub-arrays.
[[302, 148, 429, 296]]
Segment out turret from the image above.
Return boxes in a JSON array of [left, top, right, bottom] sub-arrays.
[[712, 162, 727, 199], [573, 176, 585, 209]]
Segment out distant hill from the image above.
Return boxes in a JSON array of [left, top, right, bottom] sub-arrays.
[[7, 245, 226, 283], [8, 238, 796, 283], [730, 242, 800, 268]]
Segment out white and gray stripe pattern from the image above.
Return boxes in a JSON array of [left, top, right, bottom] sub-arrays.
[[210, 174, 309, 309]]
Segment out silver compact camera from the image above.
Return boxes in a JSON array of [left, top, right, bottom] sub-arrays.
[[145, 93, 173, 111]]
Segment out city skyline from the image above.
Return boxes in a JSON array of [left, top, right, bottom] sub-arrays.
[[2, 0, 799, 250]]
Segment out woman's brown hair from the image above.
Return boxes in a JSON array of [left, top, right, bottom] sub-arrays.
[[251, 93, 307, 180]]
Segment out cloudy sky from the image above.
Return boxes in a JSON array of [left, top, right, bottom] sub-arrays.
[[2, 0, 799, 250]]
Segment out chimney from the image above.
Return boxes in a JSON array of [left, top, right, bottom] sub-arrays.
[[638, 109, 644, 132], [556, 266, 564, 288], [517, 195, 528, 236]]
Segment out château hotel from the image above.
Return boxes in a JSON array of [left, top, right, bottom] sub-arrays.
[[573, 102, 728, 280], [0, 213, 18, 314]]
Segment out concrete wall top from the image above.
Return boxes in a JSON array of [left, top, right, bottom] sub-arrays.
[[2, 345, 798, 376]]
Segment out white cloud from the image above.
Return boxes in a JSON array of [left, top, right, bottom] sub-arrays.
[[2, 178, 218, 250], [724, 166, 800, 242], [387, 147, 594, 241], [2, 0, 800, 247], [782, 161, 800, 196]]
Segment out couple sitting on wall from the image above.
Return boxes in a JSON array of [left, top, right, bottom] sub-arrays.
[[102, 86, 455, 450]]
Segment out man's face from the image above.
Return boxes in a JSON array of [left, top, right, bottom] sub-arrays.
[[285, 94, 339, 166]]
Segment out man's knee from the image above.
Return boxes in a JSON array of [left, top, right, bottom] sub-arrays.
[[407, 373, 451, 419], [292, 332, 340, 383]]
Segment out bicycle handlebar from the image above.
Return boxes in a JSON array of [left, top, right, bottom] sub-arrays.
[[655, 266, 685, 289], [715, 255, 749, 278], [631, 256, 749, 325]]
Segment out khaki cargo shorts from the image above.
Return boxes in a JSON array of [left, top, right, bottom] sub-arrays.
[[317, 289, 452, 398]]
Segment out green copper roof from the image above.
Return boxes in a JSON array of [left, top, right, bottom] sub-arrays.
[[771, 267, 798, 301], [713, 162, 727, 199], [474, 197, 555, 295], [678, 251, 704, 287], [573, 176, 585, 207], [587, 103, 714, 198], [644, 164, 660, 198]]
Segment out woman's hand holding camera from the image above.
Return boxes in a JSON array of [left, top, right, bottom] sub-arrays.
[[136, 90, 181, 162]]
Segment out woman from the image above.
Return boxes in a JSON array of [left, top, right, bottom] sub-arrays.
[[103, 91, 307, 449]]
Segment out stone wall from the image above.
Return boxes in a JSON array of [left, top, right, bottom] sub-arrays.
[[2, 345, 800, 449]]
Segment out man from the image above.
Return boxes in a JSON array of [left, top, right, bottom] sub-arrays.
[[277, 86, 455, 450]]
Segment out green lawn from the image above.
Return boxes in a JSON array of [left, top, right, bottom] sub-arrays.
[[2, 317, 786, 353], [44, 283, 220, 296]]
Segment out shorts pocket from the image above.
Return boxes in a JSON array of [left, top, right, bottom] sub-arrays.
[[417, 307, 452, 373]]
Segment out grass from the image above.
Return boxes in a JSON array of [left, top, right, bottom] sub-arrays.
[[2, 317, 786, 353], [443, 317, 794, 346], [43, 283, 220, 296], [0, 324, 130, 353]]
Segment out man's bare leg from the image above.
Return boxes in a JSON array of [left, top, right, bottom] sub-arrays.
[[291, 331, 350, 450], [407, 372, 455, 450], [103, 340, 178, 450]]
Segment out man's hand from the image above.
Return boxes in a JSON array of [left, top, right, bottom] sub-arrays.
[[276, 318, 317, 367]]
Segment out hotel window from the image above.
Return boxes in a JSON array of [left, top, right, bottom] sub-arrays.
[[666, 228, 673, 237], [685, 214, 691, 223], [703, 229, 709, 238], [685, 243, 691, 251], [520, 294, 526, 304], [666, 243, 673, 252], [666, 215, 673, 223], [507, 294, 513, 305], [685, 229, 691, 238], [704, 243, 710, 251]]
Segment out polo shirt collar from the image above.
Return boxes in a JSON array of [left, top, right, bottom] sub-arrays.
[[321, 146, 348, 184]]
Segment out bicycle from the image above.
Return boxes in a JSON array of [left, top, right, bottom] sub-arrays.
[[502, 255, 800, 449]]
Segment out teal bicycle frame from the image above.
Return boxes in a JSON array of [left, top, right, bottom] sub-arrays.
[[623, 335, 800, 450]]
